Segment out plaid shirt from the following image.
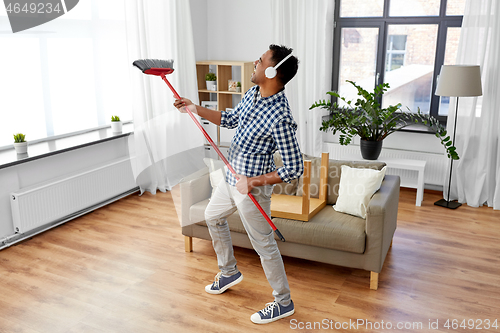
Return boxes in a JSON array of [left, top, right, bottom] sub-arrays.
[[220, 85, 303, 186]]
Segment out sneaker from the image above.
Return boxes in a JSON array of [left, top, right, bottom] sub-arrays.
[[205, 271, 243, 294], [250, 300, 295, 324]]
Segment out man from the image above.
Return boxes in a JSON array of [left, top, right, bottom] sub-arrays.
[[174, 44, 302, 324]]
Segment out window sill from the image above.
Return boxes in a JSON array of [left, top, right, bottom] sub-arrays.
[[0, 123, 134, 170]]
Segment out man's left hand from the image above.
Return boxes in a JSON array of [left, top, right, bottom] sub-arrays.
[[235, 174, 253, 194]]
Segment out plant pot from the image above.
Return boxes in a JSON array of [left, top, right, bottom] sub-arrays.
[[13, 142, 28, 154], [360, 139, 383, 160], [111, 121, 122, 133], [206, 80, 217, 91]]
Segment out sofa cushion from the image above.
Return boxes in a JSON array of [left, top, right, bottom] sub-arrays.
[[192, 200, 366, 254], [272, 206, 366, 253], [327, 160, 386, 205], [334, 165, 387, 218], [296, 154, 386, 205]]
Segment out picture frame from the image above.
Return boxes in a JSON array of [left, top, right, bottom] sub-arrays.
[[228, 80, 237, 92], [201, 101, 218, 110]]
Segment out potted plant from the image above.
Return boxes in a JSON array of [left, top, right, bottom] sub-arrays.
[[13, 133, 28, 154], [205, 72, 217, 91], [310, 80, 459, 160], [236, 81, 241, 93], [111, 115, 122, 133]]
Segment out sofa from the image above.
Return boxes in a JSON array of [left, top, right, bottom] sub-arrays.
[[180, 154, 400, 290]]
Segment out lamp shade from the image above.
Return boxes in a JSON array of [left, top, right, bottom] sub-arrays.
[[435, 65, 482, 97]]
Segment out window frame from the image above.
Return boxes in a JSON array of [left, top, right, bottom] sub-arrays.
[[332, 0, 463, 125]]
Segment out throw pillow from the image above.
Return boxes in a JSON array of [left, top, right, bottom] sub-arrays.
[[333, 165, 387, 219], [203, 158, 226, 195]]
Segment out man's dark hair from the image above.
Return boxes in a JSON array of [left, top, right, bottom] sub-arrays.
[[269, 44, 299, 86]]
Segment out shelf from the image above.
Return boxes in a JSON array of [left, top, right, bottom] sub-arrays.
[[196, 60, 254, 157], [196, 60, 254, 112], [219, 90, 243, 95], [198, 89, 242, 95]]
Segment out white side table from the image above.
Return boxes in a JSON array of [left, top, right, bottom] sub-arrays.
[[344, 155, 427, 206]]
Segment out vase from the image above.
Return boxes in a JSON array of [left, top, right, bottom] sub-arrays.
[[13, 142, 28, 154], [206, 81, 217, 91], [360, 139, 383, 160], [111, 121, 122, 133]]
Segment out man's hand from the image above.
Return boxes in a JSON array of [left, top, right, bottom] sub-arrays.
[[235, 174, 253, 194], [173, 98, 198, 114]]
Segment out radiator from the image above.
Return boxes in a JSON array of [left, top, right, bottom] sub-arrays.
[[10, 157, 137, 234], [323, 142, 447, 186]]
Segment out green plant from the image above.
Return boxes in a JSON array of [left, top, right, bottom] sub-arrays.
[[237, 81, 241, 87], [310, 80, 459, 160], [111, 115, 120, 122], [13, 133, 26, 143], [205, 72, 217, 81]]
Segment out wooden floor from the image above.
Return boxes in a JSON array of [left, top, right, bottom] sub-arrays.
[[0, 188, 499, 333]]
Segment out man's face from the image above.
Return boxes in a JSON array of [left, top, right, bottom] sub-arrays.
[[251, 49, 274, 85]]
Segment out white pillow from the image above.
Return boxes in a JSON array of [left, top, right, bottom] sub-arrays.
[[203, 158, 227, 194], [333, 165, 387, 219]]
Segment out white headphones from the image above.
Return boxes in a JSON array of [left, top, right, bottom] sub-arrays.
[[265, 53, 293, 79]]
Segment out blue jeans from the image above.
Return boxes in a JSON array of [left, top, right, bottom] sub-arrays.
[[204, 179, 291, 306]]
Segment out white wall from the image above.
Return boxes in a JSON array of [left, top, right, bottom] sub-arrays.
[[189, 0, 208, 60], [203, 0, 273, 61]]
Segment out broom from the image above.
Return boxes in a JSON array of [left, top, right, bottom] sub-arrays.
[[133, 59, 286, 242]]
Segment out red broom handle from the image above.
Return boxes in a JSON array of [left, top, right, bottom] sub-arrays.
[[161, 74, 285, 241]]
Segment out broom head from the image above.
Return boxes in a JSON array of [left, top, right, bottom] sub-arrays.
[[133, 59, 174, 76]]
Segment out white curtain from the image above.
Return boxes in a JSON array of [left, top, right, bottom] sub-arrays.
[[124, 0, 204, 194], [271, 0, 335, 157], [449, 0, 500, 209]]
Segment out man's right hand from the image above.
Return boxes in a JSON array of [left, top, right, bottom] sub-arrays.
[[174, 98, 198, 114]]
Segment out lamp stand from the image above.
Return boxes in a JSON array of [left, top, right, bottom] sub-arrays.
[[435, 97, 462, 209]]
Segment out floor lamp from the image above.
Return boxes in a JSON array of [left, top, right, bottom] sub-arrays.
[[434, 65, 482, 209]]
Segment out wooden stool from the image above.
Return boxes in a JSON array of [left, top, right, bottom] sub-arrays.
[[271, 152, 329, 221]]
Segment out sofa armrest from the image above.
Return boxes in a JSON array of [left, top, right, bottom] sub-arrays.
[[179, 168, 211, 226], [363, 175, 400, 272]]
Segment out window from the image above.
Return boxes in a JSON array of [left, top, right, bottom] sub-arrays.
[[386, 35, 407, 71], [0, 1, 132, 148], [333, 0, 465, 123]]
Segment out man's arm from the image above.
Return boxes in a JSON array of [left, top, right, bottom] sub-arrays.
[[173, 98, 221, 125], [235, 171, 282, 194]]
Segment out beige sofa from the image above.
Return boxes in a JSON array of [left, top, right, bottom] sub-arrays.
[[180, 155, 400, 290]]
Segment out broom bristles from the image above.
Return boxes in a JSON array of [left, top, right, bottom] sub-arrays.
[[133, 59, 174, 72]]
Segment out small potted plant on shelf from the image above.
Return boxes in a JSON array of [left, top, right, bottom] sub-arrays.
[[205, 72, 217, 91], [236, 81, 241, 93], [111, 115, 122, 133], [310, 80, 459, 160], [13, 133, 28, 154]]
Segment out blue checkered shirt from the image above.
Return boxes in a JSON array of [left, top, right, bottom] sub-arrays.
[[220, 85, 303, 186]]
